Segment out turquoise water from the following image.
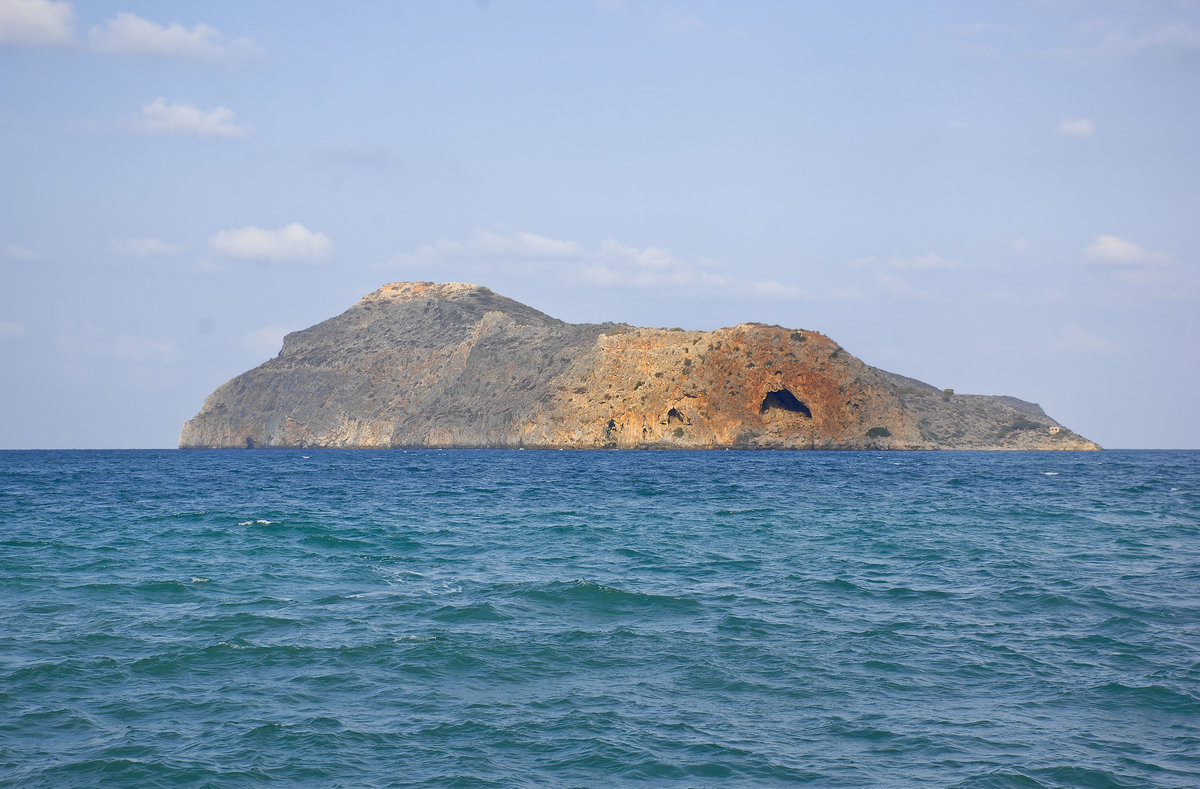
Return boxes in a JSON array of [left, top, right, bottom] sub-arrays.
[[1, 450, 1198, 787]]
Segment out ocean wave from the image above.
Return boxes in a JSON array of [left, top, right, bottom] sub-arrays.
[[518, 579, 704, 616], [3, 448, 1198, 788]]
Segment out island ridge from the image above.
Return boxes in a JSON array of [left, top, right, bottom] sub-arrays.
[[180, 282, 1100, 451]]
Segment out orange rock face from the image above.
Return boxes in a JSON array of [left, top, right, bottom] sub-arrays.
[[518, 325, 907, 449]]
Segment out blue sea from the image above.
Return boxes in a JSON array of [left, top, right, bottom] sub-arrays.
[[1, 450, 1198, 788]]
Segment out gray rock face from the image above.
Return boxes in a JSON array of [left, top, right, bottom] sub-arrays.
[[180, 282, 1100, 450]]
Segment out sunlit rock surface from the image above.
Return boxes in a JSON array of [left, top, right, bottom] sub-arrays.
[[180, 282, 1100, 450]]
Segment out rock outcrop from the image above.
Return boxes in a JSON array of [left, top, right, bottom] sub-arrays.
[[180, 282, 1100, 450]]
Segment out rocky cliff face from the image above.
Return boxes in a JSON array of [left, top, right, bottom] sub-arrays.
[[180, 282, 1100, 450]]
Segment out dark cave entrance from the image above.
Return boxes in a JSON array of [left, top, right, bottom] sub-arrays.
[[667, 408, 685, 424], [760, 389, 812, 418]]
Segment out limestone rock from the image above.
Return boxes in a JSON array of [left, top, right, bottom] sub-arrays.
[[179, 282, 1100, 450]]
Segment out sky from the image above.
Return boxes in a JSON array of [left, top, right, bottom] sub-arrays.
[[1, 0, 1198, 449]]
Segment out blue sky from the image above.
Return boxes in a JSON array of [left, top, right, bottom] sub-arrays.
[[1, 0, 1197, 448]]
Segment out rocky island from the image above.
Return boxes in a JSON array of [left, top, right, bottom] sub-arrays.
[[180, 282, 1099, 450]]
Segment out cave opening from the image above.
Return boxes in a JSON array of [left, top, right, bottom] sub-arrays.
[[667, 408, 685, 424], [760, 389, 812, 418]]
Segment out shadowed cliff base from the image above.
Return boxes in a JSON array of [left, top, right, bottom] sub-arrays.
[[180, 282, 1100, 451]]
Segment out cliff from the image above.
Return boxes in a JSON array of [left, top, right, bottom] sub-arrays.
[[180, 282, 1100, 450]]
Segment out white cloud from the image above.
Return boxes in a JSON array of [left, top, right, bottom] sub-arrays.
[[4, 243, 42, 260], [89, 12, 261, 63], [241, 324, 290, 357], [906, 252, 955, 271], [595, 239, 691, 272], [1058, 117, 1095, 138], [402, 228, 584, 264], [393, 228, 806, 299], [847, 252, 959, 301], [111, 237, 183, 257], [1084, 234, 1173, 267], [1083, 235, 1198, 302], [874, 270, 933, 301], [210, 223, 334, 263], [0, 5, 264, 62], [0, 0, 74, 46], [1049, 322, 1123, 354], [136, 97, 246, 137], [575, 239, 807, 296], [475, 229, 584, 258], [0, 320, 29, 338]]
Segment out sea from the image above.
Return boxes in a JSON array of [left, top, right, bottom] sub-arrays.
[[1, 449, 1197, 788]]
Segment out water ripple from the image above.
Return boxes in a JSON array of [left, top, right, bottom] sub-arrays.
[[0, 449, 1197, 787]]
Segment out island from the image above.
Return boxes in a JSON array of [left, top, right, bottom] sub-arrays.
[[180, 282, 1100, 450]]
